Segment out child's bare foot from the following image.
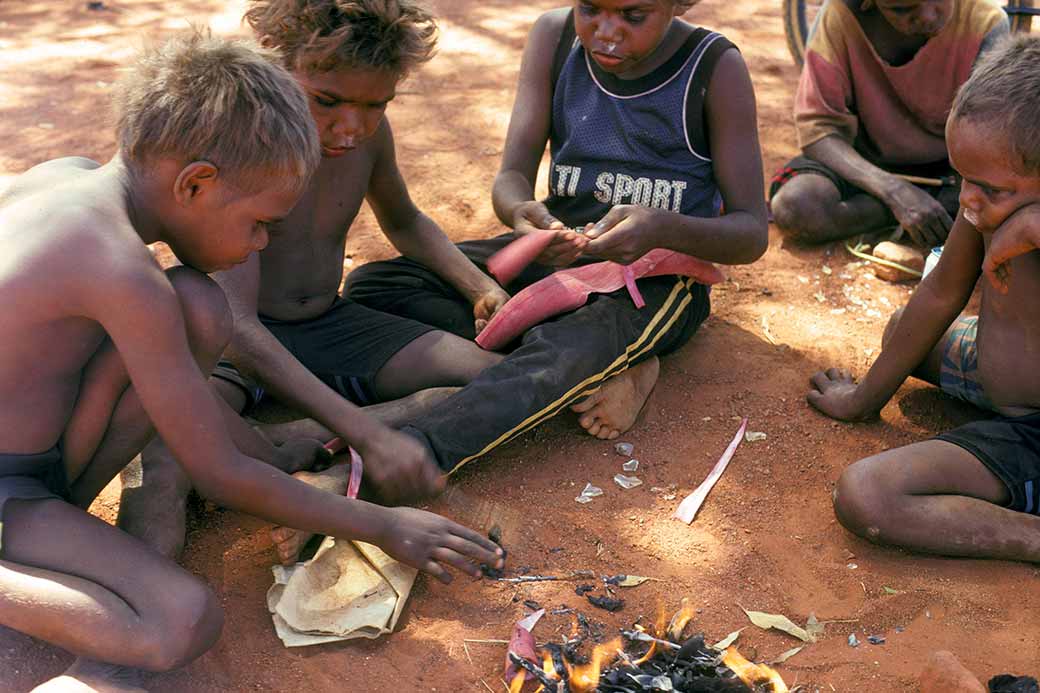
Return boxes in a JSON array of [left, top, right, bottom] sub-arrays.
[[256, 418, 333, 446], [270, 466, 350, 565], [570, 357, 659, 440], [918, 651, 985, 693], [31, 658, 146, 692]]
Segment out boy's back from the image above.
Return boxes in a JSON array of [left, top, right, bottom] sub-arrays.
[[0, 157, 152, 456]]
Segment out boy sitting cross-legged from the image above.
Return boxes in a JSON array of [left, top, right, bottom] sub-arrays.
[[809, 35, 1040, 562], [0, 32, 501, 693]]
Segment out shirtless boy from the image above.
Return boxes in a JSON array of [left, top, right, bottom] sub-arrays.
[[117, 0, 518, 562], [808, 35, 1040, 562], [769, 0, 1007, 245], [0, 34, 501, 692]]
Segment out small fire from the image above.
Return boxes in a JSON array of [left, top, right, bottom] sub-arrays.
[[509, 670, 527, 693], [722, 646, 790, 693], [667, 597, 696, 641], [567, 638, 622, 692]]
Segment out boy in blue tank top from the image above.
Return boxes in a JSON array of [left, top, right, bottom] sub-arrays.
[[346, 0, 768, 470]]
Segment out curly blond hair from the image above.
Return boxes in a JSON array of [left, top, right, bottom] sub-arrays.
[[115, 31, 320, 193], [245, 0, 438, 75]]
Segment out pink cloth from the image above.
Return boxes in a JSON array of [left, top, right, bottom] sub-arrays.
[[475, 250, 725, 351]]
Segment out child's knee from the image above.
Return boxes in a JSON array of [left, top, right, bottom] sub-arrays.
[[772, 180, 834, 242], [832, 459, 890, 542], [140, 578, 223, 671], [165, 267, 233, 365]]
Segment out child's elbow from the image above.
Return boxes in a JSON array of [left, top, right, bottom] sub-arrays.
[[736, 222, 769, 264]]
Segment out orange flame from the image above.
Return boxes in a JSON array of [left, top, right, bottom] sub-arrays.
[[508, 671, 526, 693], [667, 597, 696, 641], [721, 647, 790, 693], [567, 638, 622, 692]]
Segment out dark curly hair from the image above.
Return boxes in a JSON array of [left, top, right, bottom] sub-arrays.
[[245, 0, 438, 75]]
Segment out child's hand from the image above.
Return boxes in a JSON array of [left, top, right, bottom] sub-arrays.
[[886, 181, 953, 247], [807, 368, 874, 422], [357, 427, 446, 504], [378, 507, 505, 584], [275, 438, 333, 474], [583, 205, 660, 264], [981, 203, 1040, 294], [473, 285, 510, 333], [511, 201, 587, 266]]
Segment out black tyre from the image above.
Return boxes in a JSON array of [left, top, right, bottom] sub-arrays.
[[784, 0, 827, 67], [1006, 0, 1035, 33]]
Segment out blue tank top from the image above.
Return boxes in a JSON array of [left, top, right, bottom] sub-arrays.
[[546, 19, 735, 228]]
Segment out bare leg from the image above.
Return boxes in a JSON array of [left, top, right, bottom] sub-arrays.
[[0, 268, 230, 690], [570, 357, 660, 440], [771, 173, 894, 244], [919, 651, 985, 693], [372, 330, 503, 401], [257, 387, 459, 445], [833, 440, 1040, 561], [1, 499, 222, 681]]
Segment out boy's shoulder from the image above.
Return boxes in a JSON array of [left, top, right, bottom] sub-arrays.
[[1, 159, 152, 279], [530, 7, 573, 43]]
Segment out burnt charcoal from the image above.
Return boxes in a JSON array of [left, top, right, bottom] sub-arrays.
[[587, 594, 625, 612], [683, 676, 752, 692], [480, 525, 507, 578], [523, 599, 542, 610], [576, 584, 596, 596], [676, 635, 709, 661], [989, 675, 1040, 693], [544, 643, 570, 684], [604, 574, 626, 585]]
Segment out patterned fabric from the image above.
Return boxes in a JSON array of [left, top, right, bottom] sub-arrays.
[[794, 0, 1006, 167], [938, 315, 994, 411]]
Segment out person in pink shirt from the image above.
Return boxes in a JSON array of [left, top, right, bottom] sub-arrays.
[[770, 0, 1007, 245]]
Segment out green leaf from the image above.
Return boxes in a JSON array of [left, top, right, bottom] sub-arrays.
[[882, 586, 901, 595], [712, 628, 744, 651], [742, 607, 815, 642]]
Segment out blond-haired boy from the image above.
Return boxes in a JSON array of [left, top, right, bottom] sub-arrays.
[[120, 0, 515, 564], [810, 35, 1040, 562], [0, 33, 501, 691]]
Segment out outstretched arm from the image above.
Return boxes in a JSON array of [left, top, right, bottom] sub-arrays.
[[213, 255, 444, 501], [808, 214, 984, 420], [366, 120, 508, 331], [584, 50, 768, 265], [82, 257, 499, 580]]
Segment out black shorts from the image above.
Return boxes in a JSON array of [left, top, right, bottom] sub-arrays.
[[258, 297, 436, 406], [211, 359, 266, 413], [937, 413, 1040, 515], [0, 446, 70, 553], [768, 155, 961, 217]]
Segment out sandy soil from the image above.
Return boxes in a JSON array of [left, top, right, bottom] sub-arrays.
[[2, 1, 1039, 691]]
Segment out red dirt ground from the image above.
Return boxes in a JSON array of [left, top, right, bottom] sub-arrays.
[[2, 1, 1038, 691]]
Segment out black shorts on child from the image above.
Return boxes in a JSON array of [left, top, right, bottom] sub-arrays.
[[937, 412, 1040, 515]]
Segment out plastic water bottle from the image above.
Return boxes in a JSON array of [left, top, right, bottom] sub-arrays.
[[923, 246, 943, 277]]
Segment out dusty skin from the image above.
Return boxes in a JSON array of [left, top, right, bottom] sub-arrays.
[[571, 357, 661, 439], [2, 1, 1040, 691]]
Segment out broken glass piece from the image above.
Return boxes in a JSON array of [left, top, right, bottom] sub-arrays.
[[848, 634, 860, 647], [615, 442, 634, 456], [575, 495, 593, 504], [614, 474, 643, 489], [744, 431, 767, 442], [867, 635, 886, 645], [622, 459, 639, 472], [581, 483, 603, 497]]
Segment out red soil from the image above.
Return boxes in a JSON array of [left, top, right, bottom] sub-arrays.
[[1, 1, 1037, 691]]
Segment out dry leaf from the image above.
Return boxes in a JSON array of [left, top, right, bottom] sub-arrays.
[[712, 628, 744, 650], [742, 607, 815, 642], [617, 575, 660, 588], [771, 646, 804, 664]]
